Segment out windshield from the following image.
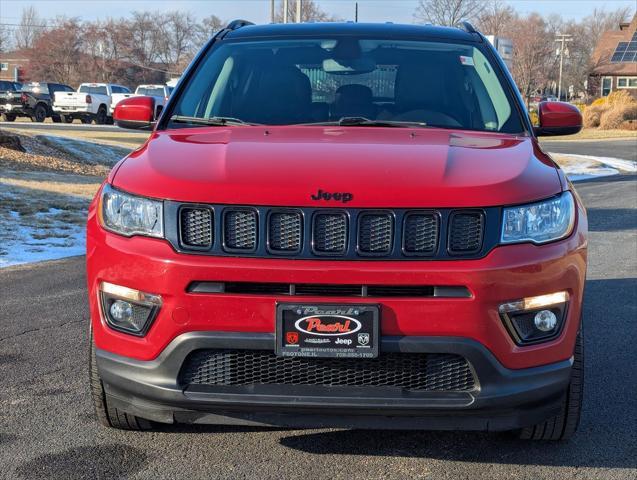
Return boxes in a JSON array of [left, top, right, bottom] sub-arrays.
[[169, 37, 524, 133], [79, 85, 108, 95], [137, 87, 165, 96]]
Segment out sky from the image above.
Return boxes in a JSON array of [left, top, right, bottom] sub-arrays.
[[0, 0, 635, 25]]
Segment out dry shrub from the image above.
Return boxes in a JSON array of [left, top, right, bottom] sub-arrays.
[[599, 103, 637, 130], [591, 97, 607, 107], [605, 90, 635, 107], [620, 120, 637, 130], [583, 105, 604, 128]]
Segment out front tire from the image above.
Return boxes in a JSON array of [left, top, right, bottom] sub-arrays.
[[518, 329, 583, 441], [95, 107, 107, 125], [32, 104, 47, 122], [89, 329, 153, 430], [1, 113, 16, 122]]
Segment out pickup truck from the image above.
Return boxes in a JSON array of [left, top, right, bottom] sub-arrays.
[[0, 80, 22, 121], [1, 81, 74, 122], [111, 84, 174, 119], [53, 83, 131, 124]]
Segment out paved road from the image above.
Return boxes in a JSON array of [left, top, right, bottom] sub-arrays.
[[0, 121, 122, 133], [540, 138, 637, 161], [1, 176, 636, 480]]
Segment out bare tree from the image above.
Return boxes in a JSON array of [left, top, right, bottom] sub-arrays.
[[194, 15, 224, 49], [0, 24, 11, 53], [274, 0, 338, 23], [414, 0, 487, 26], [476, 0, 516, 36], [505, 14, 555, 105], [28, 18, 83, 85], [15, 6, 46, 50]]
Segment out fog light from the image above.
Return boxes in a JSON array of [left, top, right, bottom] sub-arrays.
[[534, 309, 557, 332], [110, 300, 133, 323], [499, 291, 569, 345], [100, 282, 161, 336]]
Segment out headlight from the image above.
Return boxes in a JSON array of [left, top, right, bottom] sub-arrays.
[[100, 184, 163, 238], [501, 191, 575, 244]]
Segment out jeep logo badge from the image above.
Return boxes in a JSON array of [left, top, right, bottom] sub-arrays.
[[311, 189, 353, 203]]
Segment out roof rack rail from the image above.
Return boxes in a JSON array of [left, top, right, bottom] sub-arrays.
[[457, 21, 477, 34], [226, 19, 254, 31]]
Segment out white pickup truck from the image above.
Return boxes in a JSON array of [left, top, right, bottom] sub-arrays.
[[52, 83, 131, 124], [111, 84, 174, 120]]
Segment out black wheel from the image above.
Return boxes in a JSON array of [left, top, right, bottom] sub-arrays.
[[96, 107, 107, 125], [81, 117, 93, 124], [2, 113, 16, 122], [518, 329, 583, 440], [52, 115, 62, 123], [89, 329, 153, 430], [32, 104, 47, 122], [60, 114, 73, 124]]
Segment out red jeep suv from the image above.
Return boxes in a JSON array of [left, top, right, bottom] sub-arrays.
[[87, 21, 586, 440]]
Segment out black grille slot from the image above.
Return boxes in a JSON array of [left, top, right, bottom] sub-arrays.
[[225, 282, 290, 295], [179, 207, 213, 248], [268, 211, 302, 252], [448, 211, 484, 254], [294, 284, 363, 296], [403, 213, 438, 255], [366, 285, 435, 297], [358, 213, 393, 255], [180, 350, 476, 392], [224, 209, 257, 250], [313, 213, 347, 254]]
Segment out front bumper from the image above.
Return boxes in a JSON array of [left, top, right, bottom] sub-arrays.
[[97, 332, 573, 430]]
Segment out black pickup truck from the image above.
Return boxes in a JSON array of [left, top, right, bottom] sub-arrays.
[[0, 81, 74, 122], [0, 80, 22, 120]]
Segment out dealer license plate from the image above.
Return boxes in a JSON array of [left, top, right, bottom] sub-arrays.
[[276, 304, 379, 358]]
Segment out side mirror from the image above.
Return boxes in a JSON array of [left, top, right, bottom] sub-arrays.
[[534, 101, 582, 137], [114, 96, 155, 130]]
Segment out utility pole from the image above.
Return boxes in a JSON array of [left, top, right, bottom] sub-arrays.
[[555, 34, 573, 101], [283, 0, 288, 23], [270, 0, 275, 23], [355, 2, 358, 22], [296, 0, 302, 23]]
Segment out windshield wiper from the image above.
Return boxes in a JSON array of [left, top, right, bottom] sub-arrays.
[[300, 117, 428, 128], [170, 115, 259, 126]]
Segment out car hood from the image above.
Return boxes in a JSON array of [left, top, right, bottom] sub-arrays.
[[112, 126, 561, 208]]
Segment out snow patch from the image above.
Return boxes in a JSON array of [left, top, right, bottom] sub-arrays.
[[0, 207, 86, 268], [550, 153, 637, 182]]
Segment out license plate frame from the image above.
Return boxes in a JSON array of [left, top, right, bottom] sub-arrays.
[[275, 303, 379, 358]]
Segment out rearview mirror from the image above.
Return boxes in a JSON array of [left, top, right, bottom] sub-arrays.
[[534, 101, 582, 137], [114, 96, 155, 130]]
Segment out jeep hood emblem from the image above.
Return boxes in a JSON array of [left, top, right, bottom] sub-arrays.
[[311, 189, 353, 203]]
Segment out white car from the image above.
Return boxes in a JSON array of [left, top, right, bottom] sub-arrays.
[[53, 83, 131, 124], [111, 84, 174, 120]]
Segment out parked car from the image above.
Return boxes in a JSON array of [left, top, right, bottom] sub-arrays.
[[111, 84, 173, 119], [0, 81, 74, 122], [0, 80, 22, 121], [52, 83, 131, 124], [90, 21, 586, 440]]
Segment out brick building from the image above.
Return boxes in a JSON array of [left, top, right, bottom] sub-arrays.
[[589, 14, 637, 99]]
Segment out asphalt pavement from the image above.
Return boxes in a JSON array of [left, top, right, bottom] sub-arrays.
[[0, 121, 122, 133], [540, 138, 637, 161], [1, 182, 636, 478]]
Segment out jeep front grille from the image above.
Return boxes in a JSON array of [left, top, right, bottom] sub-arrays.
[[172, 203, 496, 260], [179, 350, 476, 392]]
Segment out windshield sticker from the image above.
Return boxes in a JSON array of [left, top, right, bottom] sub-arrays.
[[459, 56, 475, 66]]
